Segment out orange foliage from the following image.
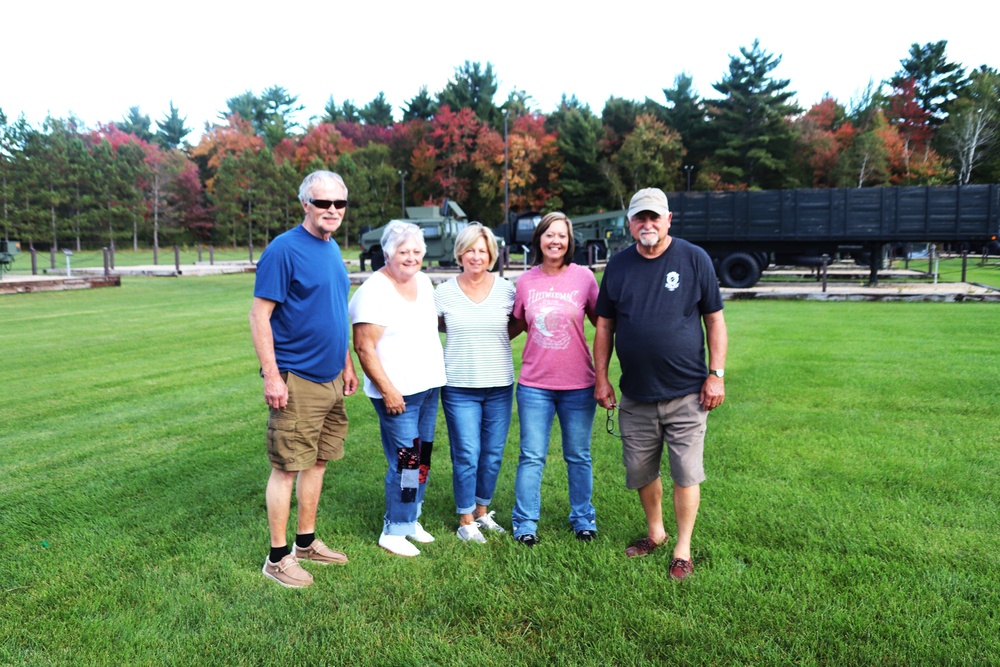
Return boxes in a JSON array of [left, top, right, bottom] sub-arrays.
[[274, 123, 356, 172], [190, 115, 265, 188]]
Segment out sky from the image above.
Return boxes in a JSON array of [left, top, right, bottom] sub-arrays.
[[3, 0, 997, 144]]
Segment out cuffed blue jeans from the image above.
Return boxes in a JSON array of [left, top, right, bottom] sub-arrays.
[[370, 387, 440, 536], [512, 384, 597, 537], [441, 384, 514, 515]]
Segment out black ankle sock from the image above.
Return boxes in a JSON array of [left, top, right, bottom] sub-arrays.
[[295, 533, 315, 548], [269, 545, 290, 563]]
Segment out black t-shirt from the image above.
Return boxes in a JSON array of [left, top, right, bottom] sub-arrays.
[[596, 239, 723, 402]]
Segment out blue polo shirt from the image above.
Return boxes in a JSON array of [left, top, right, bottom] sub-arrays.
[[254, 224, 350, 383]]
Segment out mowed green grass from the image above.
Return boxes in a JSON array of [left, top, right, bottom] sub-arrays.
[[1, 275, 998, 666]]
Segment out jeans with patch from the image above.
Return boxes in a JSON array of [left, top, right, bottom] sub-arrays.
[[442, 384, 514, 515], [370, 387, 440, 536], [512, 384, 597, 537]]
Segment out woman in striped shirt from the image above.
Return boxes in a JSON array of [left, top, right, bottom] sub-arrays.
[[434, 224, 516, 543]]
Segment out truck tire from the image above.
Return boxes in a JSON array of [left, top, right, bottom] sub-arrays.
[[717, 252, 762, 288], [370, 248, 386, 271], [754, 251, 771, 270]]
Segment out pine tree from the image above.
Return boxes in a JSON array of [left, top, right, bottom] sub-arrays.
[[892, 41, 967, 126], [155, 101, 192, 149], [438, 61, 501, 129], [402, 86, 438, 122], [709, 40, 801, 189], [360, 92, 395, 127], [546, 96, 606, 213]]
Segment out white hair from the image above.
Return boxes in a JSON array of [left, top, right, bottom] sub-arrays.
[[298, 171, 348, 203], [381, 221, 426, 259]]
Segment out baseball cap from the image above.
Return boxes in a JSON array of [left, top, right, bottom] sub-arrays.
[[627, 188, 670, 219]]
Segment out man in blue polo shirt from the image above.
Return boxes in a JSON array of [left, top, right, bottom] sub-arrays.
[[249, 170, 358, 588]]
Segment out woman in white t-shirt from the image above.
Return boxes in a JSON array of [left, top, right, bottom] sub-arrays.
[[510, 212, 599, 547], [434, 224, 516, 544], [350, 222, 446, 557]]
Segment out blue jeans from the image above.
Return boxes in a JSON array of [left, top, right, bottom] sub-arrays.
[[370, 387, 440, 536], [512, 384, 597, 537], [441, 384, 514, 514]]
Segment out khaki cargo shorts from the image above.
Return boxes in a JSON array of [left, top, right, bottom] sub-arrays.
[[266, 371, 348, 471], [619, 392, 707, 489]]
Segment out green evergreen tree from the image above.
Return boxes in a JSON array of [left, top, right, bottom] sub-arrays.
[[213, 147, 286, 249], [340, 100, 361, 124], [600, 97, 641, 155], [546, 96, 606, 213], [155, 101, 192, 149], [892, 41, 967, 126], [360, 92, 395, 127], [224, 87, 303, 147], [118, 106, 154, 142], [438, 61, 501, 129], [0, 110, 31, 240], [87, 139, 144, 250], [709, 40, 801, 189], [660, 73, 712, 183], [402, 86, 438, 121]]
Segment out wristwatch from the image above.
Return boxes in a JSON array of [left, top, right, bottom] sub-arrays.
[[708, 369, 725, 378]]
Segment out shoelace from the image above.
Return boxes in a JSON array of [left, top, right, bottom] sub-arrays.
[[476, 511, 502, 529]]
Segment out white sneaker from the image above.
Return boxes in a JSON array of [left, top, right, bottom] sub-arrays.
[[456, 523, 487, 543], [474, 510, 507, 534], [407, 523, 435, 543], [379, 532, 420, 557]]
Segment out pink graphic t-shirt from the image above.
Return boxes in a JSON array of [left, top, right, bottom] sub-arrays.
[[513, 263, 599, 390]]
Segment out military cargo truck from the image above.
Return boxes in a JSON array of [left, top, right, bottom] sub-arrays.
[[579, 185, 1000, 287]]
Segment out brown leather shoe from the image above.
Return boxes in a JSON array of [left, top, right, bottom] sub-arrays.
[[625, 537, 661, 558], [262, 554, 314, 588], [669, 558, 694, 580], [295, 539, 348, 565]]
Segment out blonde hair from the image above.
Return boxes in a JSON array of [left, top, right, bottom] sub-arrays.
[[453, 223, 498, 270]]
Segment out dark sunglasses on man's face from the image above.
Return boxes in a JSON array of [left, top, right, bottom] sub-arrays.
[[309, 199, 348, 210]]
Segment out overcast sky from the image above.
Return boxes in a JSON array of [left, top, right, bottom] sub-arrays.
[[4, 0, 996, 142]]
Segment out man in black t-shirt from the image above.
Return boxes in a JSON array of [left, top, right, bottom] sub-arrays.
[[594, 187, 728, 581]]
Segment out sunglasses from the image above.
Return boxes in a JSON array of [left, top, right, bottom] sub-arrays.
[[309, 198, 348, 210], [386, 221, 421, 235]]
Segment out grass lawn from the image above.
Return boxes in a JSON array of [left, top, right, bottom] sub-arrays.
[[1, 275, 998, 666]]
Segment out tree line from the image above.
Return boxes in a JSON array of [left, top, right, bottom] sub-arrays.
[[1, 40, 997, 252]]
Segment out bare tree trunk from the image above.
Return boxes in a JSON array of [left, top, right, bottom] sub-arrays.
[[51, 204, 58, 252], [153, 171, 160, 264]]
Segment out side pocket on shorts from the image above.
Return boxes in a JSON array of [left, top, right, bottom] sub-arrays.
[[267, 411, 301, 467]]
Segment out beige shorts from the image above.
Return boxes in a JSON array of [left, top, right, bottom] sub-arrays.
[[266, 371, 348, 471], [619, 392, 707, 489]]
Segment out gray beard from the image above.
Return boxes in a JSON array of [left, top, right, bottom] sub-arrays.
[[639, 234, 659, 247]]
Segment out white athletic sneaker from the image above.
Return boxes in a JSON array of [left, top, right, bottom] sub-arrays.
[[407, 523, 435, 543], [379, 532, 420, 557], [456, 523, 487, 543], [474, 510, 507, 534]]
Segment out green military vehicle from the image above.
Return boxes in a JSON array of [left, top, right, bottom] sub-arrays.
[[568, 209, 632, 261], [0, 239, 21, 277], [495, 210, 630, 265], [359, 201, 501, 271]]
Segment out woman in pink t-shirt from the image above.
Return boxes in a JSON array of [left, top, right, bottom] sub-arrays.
[[510, 212, 599, 546]]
